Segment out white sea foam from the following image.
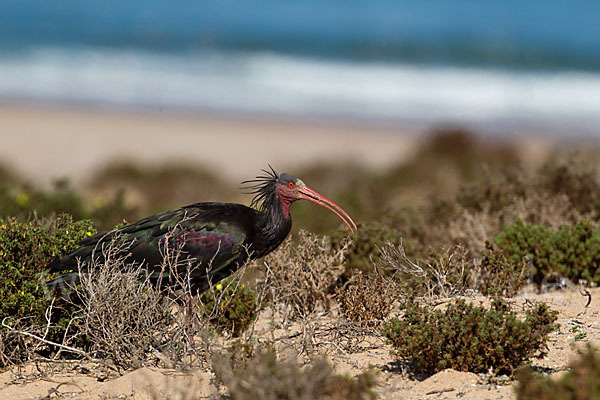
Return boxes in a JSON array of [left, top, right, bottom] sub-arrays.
[[1, 48, 599, 134]]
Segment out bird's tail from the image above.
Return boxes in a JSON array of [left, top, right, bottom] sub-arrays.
[[45, 230, 112, 292]]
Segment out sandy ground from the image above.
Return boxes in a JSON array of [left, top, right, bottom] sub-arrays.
[[0, 103, 421, 186], [0, 286, 597, 399]]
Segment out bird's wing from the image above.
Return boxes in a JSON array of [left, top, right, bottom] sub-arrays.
[[134, 205, 253, 286], [48, 203, 256, 292], [47, 209, 177, 272]]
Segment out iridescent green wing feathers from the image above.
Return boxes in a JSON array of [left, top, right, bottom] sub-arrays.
[[48, 203, 257, 292]]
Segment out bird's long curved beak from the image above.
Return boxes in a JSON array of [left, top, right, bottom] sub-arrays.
[[299, 185, 357, 233]]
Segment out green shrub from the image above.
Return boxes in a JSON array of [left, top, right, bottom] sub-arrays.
[[382, 299, 558, 375], [516, 344, 600, 400], [494, 219, 600, 285], [415, 159, 600, 257], [198, 278, 260, 337], [213, 348, 378, 400], [479, 242, 529, 296], [0, 214, 97, 325]]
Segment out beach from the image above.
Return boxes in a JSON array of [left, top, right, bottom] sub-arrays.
[[0, 102, 420, 186]]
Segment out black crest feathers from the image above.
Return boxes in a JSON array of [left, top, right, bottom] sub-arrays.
[[241, 165, 280, 211]]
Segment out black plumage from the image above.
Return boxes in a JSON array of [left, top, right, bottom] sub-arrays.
[[47, 166, 356, 293]]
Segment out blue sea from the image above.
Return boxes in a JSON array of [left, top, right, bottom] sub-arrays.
[[1, 0, 599, 134]]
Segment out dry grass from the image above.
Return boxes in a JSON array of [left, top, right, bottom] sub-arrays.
[[377, 241, 473, 300], [212, 348, 378, 400], [259, 230, 350, 321], [70, 236, 172, 370], [0, 315, 54, 368], [249, 231, 390, 360], [335, 271, 398, 328], [443, 191, 589, 258]]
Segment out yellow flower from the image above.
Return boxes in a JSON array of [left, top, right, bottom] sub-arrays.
[[216, 284, 222, 291], [241, 283, 245, 289], [86, 231, 92, 237]]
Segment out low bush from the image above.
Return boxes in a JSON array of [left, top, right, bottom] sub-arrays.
[[0, 214, 97, 366], [456, 167, 526, 214], [376, 242, 472, 300], [0, 214, 96, 325], [416, 159, 598, 257], [494, 218, 600, 286], [72, 237, 173, 369], [478, 242, 529, 296], [515, 344, 600, 400], [382, 299, 558, 375], [539, 161, 600, 218], [198, 277, 261, 337], [331, 222, 402, 277], [212, 348, 378, 400], [335, 272, 397, 328], [260, 230, 348, 319]]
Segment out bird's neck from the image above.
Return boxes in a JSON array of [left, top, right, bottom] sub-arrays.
[[276, 186, 295, 218], [254, 194, 292, 257]]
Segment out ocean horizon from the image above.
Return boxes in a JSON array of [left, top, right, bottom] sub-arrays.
[[1, 0, 599, 136]]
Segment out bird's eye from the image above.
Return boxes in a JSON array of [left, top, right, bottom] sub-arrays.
[[288, 181, 295, 188]]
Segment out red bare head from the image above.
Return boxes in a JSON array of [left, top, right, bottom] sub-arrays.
[[275, 173, 357, 233]]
